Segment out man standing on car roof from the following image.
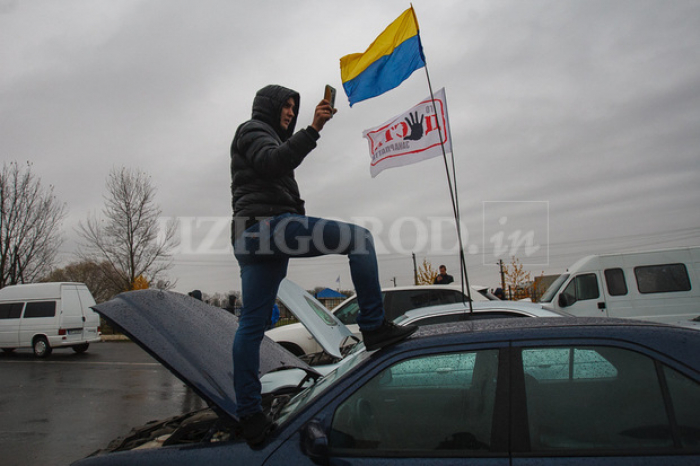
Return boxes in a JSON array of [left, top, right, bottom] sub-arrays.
[[230, 84, 417, 445]]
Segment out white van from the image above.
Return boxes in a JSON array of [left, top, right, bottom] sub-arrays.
[[0, 282, 102, 357], [539, 247, 700, 328]]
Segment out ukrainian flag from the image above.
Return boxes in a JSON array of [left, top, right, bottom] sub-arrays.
[[340, 7, 426, 106]]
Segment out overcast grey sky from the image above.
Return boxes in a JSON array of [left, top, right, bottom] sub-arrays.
[[2, 0, 699, 296]]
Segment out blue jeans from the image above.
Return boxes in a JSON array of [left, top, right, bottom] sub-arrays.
[[232, 214, 385, 417]]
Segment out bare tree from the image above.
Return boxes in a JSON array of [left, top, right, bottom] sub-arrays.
[[42, 260, 124, 303], [0, 162, 66, 288], [77, 167, 178, 292]]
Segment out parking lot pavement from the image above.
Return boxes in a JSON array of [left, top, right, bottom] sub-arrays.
[[0, 341, 205, 466]]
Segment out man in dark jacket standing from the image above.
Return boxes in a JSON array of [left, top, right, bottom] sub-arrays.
[[433, 265, 455, 285], [230, 85, 417, 445]]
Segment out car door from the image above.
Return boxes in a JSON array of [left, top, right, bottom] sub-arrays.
[[510, 339, 700, 465], [268, 344, 511, 465], [60, 285, 86, 343], [558, 272, 607, 317], [77, 286, 100, 340], [0, 302, 24, 347]]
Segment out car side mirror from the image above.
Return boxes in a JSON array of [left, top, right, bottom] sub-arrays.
[[301, 420, 329, 465], [558, 293, 569, 308]]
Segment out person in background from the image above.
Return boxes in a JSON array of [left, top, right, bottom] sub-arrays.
[[494, 287, 506, 300], [433, 265, 454, 285]]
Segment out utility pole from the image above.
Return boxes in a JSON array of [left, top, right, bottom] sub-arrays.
[[412, 252, 418, 285], [499, 259, 506, 293]]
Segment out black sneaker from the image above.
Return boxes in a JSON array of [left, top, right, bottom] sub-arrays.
[[239, 411, 274, 447], [362, 320, 418, 351]]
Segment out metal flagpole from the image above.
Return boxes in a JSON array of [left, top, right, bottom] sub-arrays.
[[421, 64, 474, 313]]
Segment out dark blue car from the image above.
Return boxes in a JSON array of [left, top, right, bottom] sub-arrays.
[[73, 283, 700, 465]]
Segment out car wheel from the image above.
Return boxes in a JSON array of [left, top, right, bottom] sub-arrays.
[[33, 337, 52, 358], [2, 348, 16, 354], [72, 343, 89, 353], [279, 342, 305, 356]]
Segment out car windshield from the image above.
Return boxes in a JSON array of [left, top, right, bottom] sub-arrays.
[[275, 345, 370, 424], [539, 274, 569, 303]]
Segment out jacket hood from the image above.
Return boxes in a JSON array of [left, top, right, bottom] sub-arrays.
[[251, 84, 300, 141]]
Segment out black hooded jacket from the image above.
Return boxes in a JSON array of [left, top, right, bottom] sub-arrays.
[[230, 85, 320, 238]]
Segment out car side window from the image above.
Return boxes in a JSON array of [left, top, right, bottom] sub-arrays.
[[385, 290, 464, 320], [333, 299, 360, 325], [634, 263, 692, 294], [561, 274, 599, 306], [523, 347, 617, 381], [561, 280, 577, 305], [330, 350, 500, 455], [23, 301, 56, 318], [334, 294, 386, 325], [575, 274, 599, 300], [604, 268, 628, 296], [522, 345, 700, 453], [663, 366, 700, 448], [0, 302, 24, 319]]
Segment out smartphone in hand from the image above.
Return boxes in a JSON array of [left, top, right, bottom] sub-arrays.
[[324, 85, 336, 109]]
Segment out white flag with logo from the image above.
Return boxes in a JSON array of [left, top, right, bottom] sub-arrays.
[[362, 87, 451, 178]]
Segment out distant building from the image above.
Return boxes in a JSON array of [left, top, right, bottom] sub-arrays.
[[315, 288, 348, 310], [531, 274, 561, 302]]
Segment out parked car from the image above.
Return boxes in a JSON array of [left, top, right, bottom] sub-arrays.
[[472, 284, 502, 300], [267, 284, 489, 356], [0, 282, 101, 357], [540, 246, 700, 327], [73, 281, 700, 465], [393, 300, 570, 327]]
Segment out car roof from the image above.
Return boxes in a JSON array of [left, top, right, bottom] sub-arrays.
[[0, 282, 87, 301], [376, 317, 700, 369]]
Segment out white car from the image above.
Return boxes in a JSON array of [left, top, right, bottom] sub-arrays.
[[266, 284, 555, 357], [393, 300, 570, 327]]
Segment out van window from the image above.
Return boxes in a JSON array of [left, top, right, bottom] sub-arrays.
[[0, 302, 24, 319], [576, 274, 600, 300], [23, 301, 56, 318], [604, 268, 628, 296], [539, 274, 568, 303], [635, 263, 692, 294]]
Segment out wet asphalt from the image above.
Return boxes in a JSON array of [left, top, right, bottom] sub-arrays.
[[0, 341, 205, 466]]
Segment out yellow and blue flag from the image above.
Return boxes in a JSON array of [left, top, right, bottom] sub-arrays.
[[340, 7, 426, 106]]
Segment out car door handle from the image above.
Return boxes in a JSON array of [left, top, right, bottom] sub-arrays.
[[597, 302, 606, 310]]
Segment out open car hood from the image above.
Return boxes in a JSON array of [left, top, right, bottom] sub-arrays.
[[92, 288, 320, 421], [276, 279, 356, 359]]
